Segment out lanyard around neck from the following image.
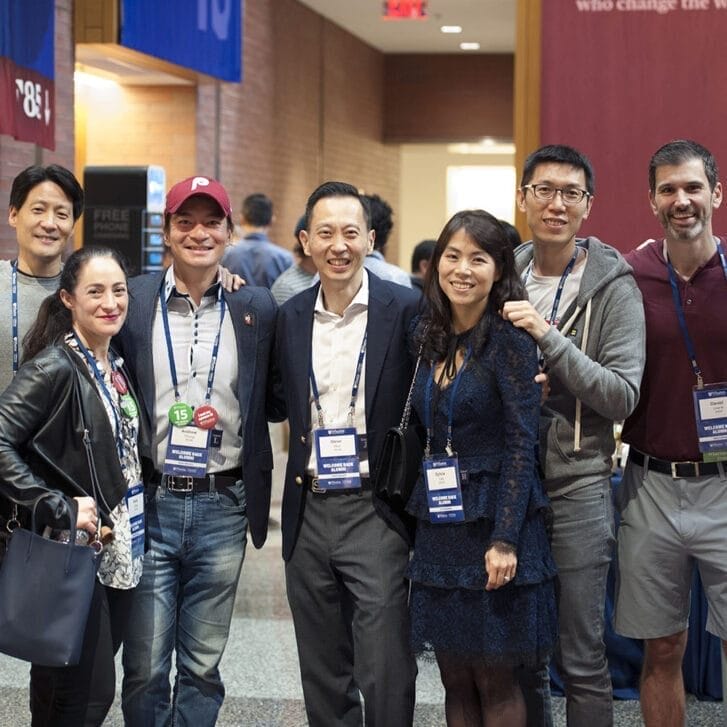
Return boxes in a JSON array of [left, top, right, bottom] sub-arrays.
[[72, 333, 125, 459], [11, 261, 19, 375], [424, 347, 471, 457], [309, 331, 368, 429], [524, 248, 579, 368], [666, 238, 727, 389], [159, 278, 226, 406]]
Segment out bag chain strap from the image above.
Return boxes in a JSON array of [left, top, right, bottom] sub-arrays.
[[399, 340, 426, 431]]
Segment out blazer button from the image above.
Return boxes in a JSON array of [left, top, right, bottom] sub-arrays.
[[300, 435, 306, 444], [295, 476, 303, 485]]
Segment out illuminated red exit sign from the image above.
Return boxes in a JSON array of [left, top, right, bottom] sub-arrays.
[[382, 1, 427, 19]]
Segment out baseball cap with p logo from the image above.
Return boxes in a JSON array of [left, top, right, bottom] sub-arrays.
[[164, 176, 233, 219]]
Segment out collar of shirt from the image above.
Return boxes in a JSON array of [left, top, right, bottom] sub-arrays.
[[313, 268, 370, 320], [164, 265, 221, 306]]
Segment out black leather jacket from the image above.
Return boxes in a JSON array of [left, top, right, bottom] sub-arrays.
[[0, 344, 132, 530]]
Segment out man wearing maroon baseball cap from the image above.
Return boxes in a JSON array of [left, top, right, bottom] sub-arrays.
[[116, 175, 278, 725], [164, 175, 233, 219]]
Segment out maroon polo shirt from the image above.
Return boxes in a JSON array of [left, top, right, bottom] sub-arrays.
[[622, 238, 727, 462]]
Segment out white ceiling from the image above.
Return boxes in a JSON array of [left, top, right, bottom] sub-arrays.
[[295, 0, 516, 54]]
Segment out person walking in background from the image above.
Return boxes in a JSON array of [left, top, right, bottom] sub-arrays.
[[410, 238, 436, 291], [271, 215, 317, 305], [223, 192, 293, 287], [406, 209, 557, 726], [117, 176, 277, 725], [0, 246, 143, 726], [363, 192, 413, 288]]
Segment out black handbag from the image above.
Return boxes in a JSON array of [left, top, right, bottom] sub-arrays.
[[0, 496, 99, 666], [375, 347, 425, 504], [0, 363, 101, 667]]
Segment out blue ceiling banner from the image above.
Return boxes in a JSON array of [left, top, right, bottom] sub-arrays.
[[121, 0, 243, 83], [0, 0, 55, 149]]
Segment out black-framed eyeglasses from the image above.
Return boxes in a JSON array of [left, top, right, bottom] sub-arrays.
[[521, 184, 591, 206]]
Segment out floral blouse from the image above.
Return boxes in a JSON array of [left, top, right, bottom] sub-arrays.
[[67, 335, 143, 589]]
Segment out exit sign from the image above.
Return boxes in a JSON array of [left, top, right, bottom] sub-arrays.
[[382, 1, 427, 19]]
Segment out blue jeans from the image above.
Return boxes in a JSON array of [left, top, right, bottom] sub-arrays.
[[522, 478, 615, 727], [121, 480, 247, 727]]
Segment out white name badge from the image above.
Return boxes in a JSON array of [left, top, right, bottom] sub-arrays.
[[693, 382, 727, 461], [424, 455, 465, 524], [162, 425, 211, 477], [314, 426, 361, 491], [126, 483, 145, 561]]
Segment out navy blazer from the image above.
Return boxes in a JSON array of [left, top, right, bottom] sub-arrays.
[[115, 271, 277, 549], [272, 272, 420, 562]]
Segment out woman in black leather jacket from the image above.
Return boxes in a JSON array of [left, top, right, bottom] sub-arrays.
[[0, 246, 144, 726]]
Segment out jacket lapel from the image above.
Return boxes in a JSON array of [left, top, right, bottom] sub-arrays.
[[365, 276, 397, 416]]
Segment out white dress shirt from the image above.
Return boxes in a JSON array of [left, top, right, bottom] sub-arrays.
[[306, 271, 370, 476]]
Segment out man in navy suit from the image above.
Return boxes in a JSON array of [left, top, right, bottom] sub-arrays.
[[116, 176, 277, 725], [271, 181, 419, 726]]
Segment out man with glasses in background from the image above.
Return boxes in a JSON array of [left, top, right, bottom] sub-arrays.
[[502, 145, 646, 726]]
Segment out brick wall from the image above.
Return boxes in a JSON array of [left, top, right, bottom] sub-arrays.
[[79, 84, 197, 192], [0, 0, 75, 257], [0, 0, 403, 260], [269, 0, 401, 255]]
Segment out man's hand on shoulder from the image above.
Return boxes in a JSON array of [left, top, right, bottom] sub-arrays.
[[501, 300, 550, 342], [219, 265, 246, 292]]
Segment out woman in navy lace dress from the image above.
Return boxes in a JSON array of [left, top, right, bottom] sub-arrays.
[[406, 210, 557, 726]]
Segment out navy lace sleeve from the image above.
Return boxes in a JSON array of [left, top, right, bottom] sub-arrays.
[[488, 321, 541, 547]]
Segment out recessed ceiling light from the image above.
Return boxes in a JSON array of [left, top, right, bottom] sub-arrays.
[[459, 42, 480, 51], [441, 25, 462, 34]]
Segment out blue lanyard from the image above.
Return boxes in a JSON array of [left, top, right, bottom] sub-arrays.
[[159, 279, 226, 405], [309, 332, 367, 429], [10, 261, 19, 375], [71, 333, 124, 459], [666, 238, 727, 389], [524, 249, 579, 368], [424, 347, 471, 457]]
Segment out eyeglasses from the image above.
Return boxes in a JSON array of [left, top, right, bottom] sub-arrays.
[[521, 184, 591, 206]]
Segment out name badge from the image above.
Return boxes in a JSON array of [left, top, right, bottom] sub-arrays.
[[163, 425, 211, 477], [693, 382, 727, 462], [126, 483, 145, 561], [424, 455, 465, 524], [314, 426, 361, 491]]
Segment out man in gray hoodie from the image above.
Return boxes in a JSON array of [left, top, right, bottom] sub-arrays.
[[503, 145, 646, 727]]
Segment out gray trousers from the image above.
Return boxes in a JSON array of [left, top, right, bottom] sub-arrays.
[[285, 487, 416, 727]]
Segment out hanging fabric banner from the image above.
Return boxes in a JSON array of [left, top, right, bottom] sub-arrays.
[[540, 1, 727, 252], [121, 0, 243, 82], [0, 0, 55, 150]]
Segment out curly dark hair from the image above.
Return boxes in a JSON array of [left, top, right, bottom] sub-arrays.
[[414, 209, 526, 370]]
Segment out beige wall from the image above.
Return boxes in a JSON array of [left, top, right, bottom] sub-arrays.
[[398, 144, 515, 270], [76, 82, 197, 195]]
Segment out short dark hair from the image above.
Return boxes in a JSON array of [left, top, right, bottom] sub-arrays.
[[242, 193, 273, 226], [648, 139, 718, 192], [362, 194, 393, 251], [9, 164, 84, 221], [23, 246, 130, 362], [304, 181, 371, 231], [521, 144, 595, 196], [410, 239, 436, 273]]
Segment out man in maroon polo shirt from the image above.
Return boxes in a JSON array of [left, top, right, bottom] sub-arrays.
[[616, 139, 727, 727]]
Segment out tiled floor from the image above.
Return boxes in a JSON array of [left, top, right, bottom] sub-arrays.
[[0, 424, 723, 725]]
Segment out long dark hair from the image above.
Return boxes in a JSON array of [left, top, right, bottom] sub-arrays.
[[22, 246, 130, 362], [414, 209, 525, 365]]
